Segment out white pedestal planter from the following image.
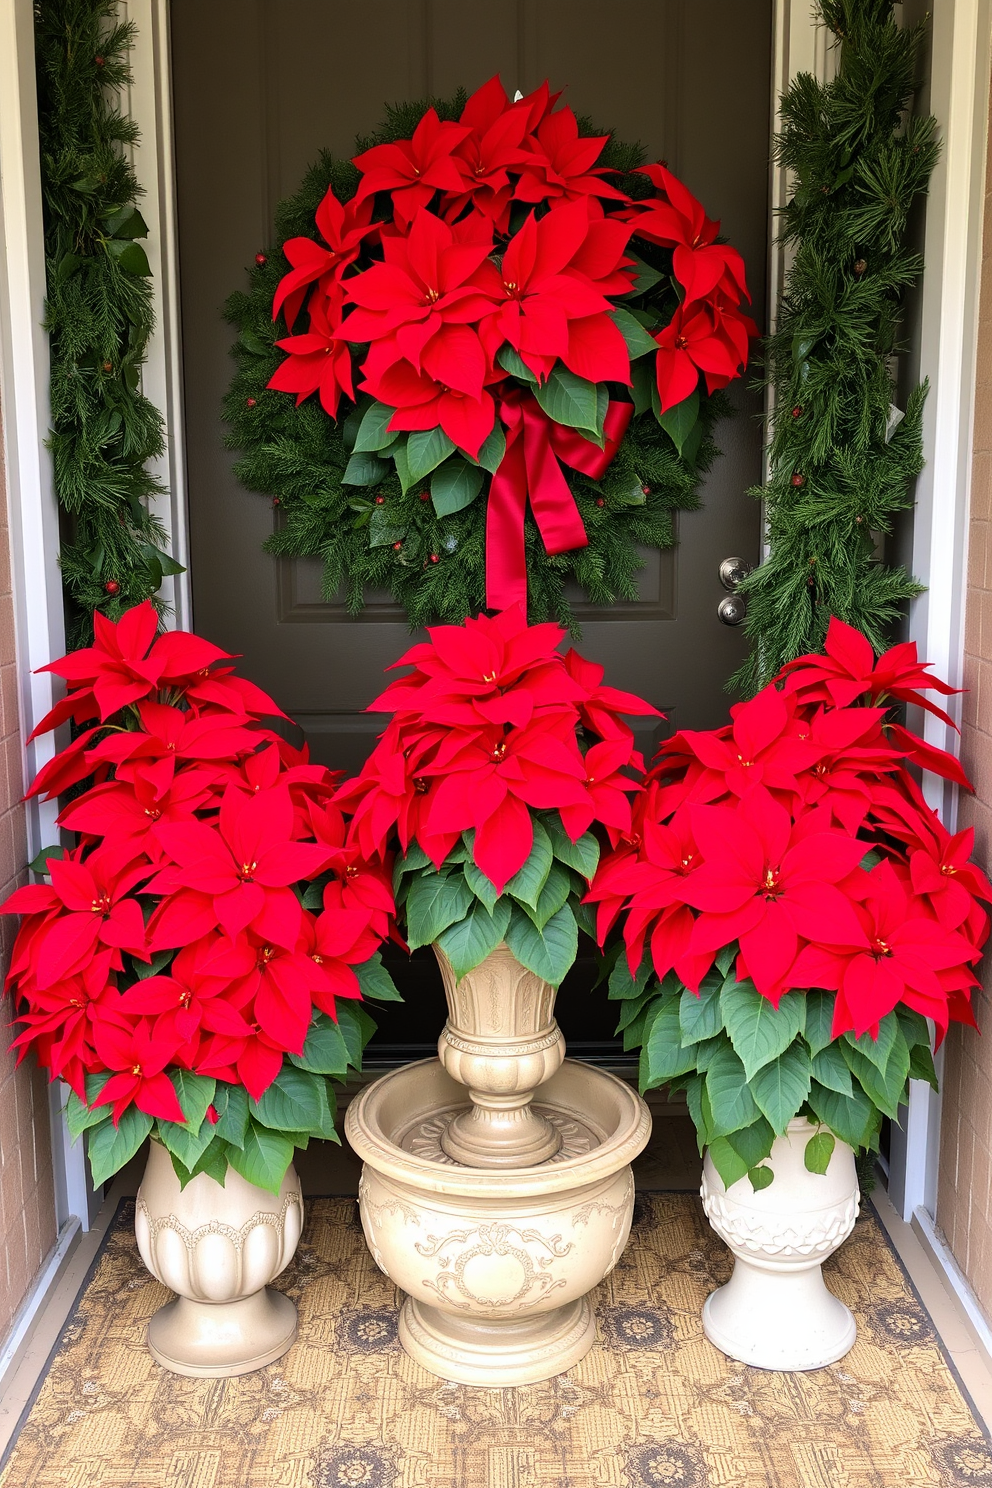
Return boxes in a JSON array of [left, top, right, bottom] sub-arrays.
[[700, 1117, 860, 1371], [135, 1139, 304, 1377], [346, 943, 652, 1387]]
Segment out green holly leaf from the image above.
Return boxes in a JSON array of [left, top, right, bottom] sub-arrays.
[[405, 872, 475, 949], [721, 981, 805, 1080], [504, 903, 578, 987], [436, 896, 512, 980], [87, 1108, 153, 1188], [431, 458, 484, 517], [749, 1041, 812, 1134]]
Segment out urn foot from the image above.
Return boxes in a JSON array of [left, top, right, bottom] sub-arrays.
[[148, 1287, 298, 1377], [702, 1258, 856, 1371], [399, 1294, 596, 1387]]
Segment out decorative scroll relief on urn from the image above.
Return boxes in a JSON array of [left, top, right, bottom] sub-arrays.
[[434, 943, 566, 1168], [699, 1118, 861, 1372], [135, 1139, 304, 1378]]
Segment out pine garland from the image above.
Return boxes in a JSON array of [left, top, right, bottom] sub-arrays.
[[34, 0, 181, 646], [223, 95, 725, 632], [734, 0, 938, 695]]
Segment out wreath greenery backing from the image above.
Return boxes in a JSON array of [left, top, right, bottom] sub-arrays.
[[222, 89, 743, 629]]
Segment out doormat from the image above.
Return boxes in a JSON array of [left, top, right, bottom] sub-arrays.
[[1, 1194, 989, 1488]]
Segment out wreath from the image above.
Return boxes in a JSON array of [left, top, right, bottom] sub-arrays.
[[224, 79, 756, 627]]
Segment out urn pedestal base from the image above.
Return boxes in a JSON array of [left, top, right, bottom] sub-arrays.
[[346, 1057, 651, 1388], [399, 1295, 596, 1387], [148, 1288, 299, 1378], [701, 1257, 857, 1372]]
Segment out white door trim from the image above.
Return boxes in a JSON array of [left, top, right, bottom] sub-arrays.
[[890, 0, 992, 1223], [0, 0, 94, 1234]]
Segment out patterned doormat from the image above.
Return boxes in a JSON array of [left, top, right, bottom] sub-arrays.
[[1, 1193, 989, 1488]]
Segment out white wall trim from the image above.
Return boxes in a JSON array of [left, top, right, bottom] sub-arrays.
[[913, 1205, 992, 1374], [890, 0, 992, 1223], [0, 1218, 80, 1400], [122, 0, 192, 630], [0, 0, 94, 1233]]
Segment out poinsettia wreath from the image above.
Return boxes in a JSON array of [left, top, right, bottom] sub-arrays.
[[224, 78, 756, 626]]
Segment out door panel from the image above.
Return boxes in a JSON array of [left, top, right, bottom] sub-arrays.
[[170, 0, 771, 1057]]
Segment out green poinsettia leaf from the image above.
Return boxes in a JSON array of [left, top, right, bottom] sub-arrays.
[[804, 1130, 836, 1175], [471, 425, 506, 475], [406, 872, 475, 950], [406, 427, 456, 485], [704, 1042, 761, 1138], [431, 458, 485, 517], [87, 1108, 153, 1188], [504, 903, 577, 987], [656, 388, 700, 455], [534, 366, 600, 437], [641, 998, 697, 1090], [227, 1121, 296, 1195], [290, 1013, 351, 1076], [543, 813, 600, 879], [354, 401, 400, 452], [496, 346, 538, 384], [355, 952, 402, 1003], [749, 1041, 812, 1135], [810, 1041, 853, 1096], [679, 976, 724, 1045], [611, 307, 659, 360], [721, 980, 805, 1081], [436, 896, 512, 980], [747, 1164, 774, 1191], [504, 819, 553, 910], [343, 450, 389, 487]]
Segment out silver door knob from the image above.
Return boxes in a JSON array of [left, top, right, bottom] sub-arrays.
[[719, 556, 752, 591], [718, 594, 747, 626]]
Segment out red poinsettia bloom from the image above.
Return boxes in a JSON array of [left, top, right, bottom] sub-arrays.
[[781, 615, 961, 721], [445, 77, 536, 230], [352, 107, 471, 227], [91, 1017, 186, 1125], [475, 198, 634, 384], [272, 189, 374, 330], [117, 934, 256, 1052], [340, 209, 498, 396], [360, 358, 497, 460], [514, 104, 627, 207], [653, 300, 755, 414], [147, 784, 327, 948], [268, 282, 355, 419], [628, 163, 749, 305]]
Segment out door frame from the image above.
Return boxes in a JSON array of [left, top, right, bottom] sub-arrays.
[[0, 0, 986, 1242]]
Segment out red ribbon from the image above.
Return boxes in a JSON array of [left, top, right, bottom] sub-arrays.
[[485, 386, 634, 611]]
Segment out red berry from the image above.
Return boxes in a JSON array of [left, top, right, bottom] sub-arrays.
[[255, 253, 267, 267], [272, 497, 281, 507], [246, 397, 256, 408], [104, 580, 119, 595], [94, 55, 104, 67], [392, 541, 403, 551], [102, 361, 113, 373], [595, 498, 605, 508], [419, 491, 431, 502], [791, 472, 805, 488], [430, 554, 439, 564], [641, 485, 651, 495], [791, 405, 802, 418], [375, 495, 385, 504]]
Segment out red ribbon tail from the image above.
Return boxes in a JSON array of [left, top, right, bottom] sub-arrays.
[[523, 401, 588, 557], [485, 431, 528, 611]]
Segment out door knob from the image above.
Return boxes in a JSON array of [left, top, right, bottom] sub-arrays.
[[719, 556, 752, 591], [718, 594, 747, 626]]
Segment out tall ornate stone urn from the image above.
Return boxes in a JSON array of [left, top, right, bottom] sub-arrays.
[[346, 943, 652, 1386]]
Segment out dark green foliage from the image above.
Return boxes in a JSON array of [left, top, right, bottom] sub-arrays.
[[35, 0, 180, 645], [734, 0, 938, 693], [223, 99, 723, 630]]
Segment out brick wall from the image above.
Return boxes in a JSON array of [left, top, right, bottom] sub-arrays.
[[0, 413, 57, 1340], [936, 81, 992, 1307]]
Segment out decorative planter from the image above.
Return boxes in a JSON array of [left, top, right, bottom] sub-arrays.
[[346, 943, 652, 1386], [135, 1139, 304, 1377], [700, 1116, 860, 1370]]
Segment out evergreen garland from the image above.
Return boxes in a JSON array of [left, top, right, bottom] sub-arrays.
[[734, 0, 938, 695], [223, 95, 725, 631], [34, 0, 181, 646]]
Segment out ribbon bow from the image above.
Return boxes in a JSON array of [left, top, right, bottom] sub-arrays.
[[485, 385, 633, 611]]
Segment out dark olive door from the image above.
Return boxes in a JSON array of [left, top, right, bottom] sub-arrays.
[[169, 0, 772, 1058]]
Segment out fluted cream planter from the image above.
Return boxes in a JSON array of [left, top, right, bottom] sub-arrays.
[[346, 942, 652, 1387], [700, 1117, 860, 1371], [135, 1139, 304, 1377]]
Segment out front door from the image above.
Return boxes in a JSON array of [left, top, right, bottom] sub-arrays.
[[169, 0, 772, 1058]]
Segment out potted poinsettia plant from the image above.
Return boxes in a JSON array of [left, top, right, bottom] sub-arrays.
[[588, 618, 990, 1371], [2, 602, 399, 1377], [335, 602, 658, 1164]]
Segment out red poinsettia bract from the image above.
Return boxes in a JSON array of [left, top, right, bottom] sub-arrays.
[[588, 616, 990, 1043], [1, 603, 396, 1123]]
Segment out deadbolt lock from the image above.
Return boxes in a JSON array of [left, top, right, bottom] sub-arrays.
[[719, 556, 752, 591], [718, 594, 747, 626]]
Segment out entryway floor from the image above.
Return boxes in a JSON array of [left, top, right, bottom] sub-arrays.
[[1, 1099, 991, 1486]]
